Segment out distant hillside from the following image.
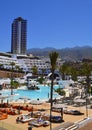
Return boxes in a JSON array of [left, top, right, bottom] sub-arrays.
[[27, 46, 92, 61]]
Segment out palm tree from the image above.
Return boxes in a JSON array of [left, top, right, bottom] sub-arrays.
[[31, 66, 38, 75], [15, 65, 20, 71], [10, 62, 15, 95], [59, 64, 67, 80], [79, 63, 92, 95], [0, 64, 3, 69], [76, 62, 92, 117], [49, 51, 59, 130]]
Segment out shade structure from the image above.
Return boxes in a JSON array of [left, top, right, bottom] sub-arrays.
[[88, 96, 92, 100], [19, 96, 31, 103], [0, 95, 10, 100], [19, 96, 30, 100], [0, 95, 10, 104], [74, 99, 86, 103], [52, 103, 67, 109], [30, 99, 43, 105]]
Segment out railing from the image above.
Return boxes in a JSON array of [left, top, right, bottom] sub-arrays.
[[66, 115, 92, 130], [0, 121, 24, 130]]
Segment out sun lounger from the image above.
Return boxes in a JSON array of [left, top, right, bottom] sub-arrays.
[[0, 112, 8, 120], [32, 111, 42, 118], [21, 117, 34, 123], [17, 114, 34, 123], [64, 110, 84, 115], [30, 120, 44, 127], [43, 121, 50, 127], [28, 119, 50, 127], [51, 116, 64, 123]]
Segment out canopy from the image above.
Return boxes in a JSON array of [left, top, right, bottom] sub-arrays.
[[52, 104, 67, 109], [74, 99, 86, 103], [0, 95, 10, 100], [30, 99, 43, 105]]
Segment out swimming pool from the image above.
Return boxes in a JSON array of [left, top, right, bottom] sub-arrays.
[[0, 80, 73, 101], [0, 85, 63, 101]]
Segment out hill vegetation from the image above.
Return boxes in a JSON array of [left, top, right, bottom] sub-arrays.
[[27, 46, 92, 61]]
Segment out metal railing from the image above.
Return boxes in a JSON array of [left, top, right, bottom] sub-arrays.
[[66, 115, 92, 130]]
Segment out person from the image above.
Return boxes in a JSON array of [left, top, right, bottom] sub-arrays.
[[48, 93, 49, 98], [54, 98, 57, 104], [16, 117, 19, 123], [37, 98, 39, 101], [17, 105, 20, 114], [20, 115, 23, 120], [31, 106, 33, 117], [10, 106, 14, 112]]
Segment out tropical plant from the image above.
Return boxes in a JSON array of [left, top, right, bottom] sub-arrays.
[[55, 88, 66, 96], [10, 62, 15, 95], [49, 51, 59, 130], [41, 68, 46, 76], [11, 80, 19, 89], [0, 64, 3, 69], [15, 65, 20, 71], [59, 64, 72, 80], [31, 66, 38, 75], [79, 63, 92, 95], [37, 76, 45, 84]]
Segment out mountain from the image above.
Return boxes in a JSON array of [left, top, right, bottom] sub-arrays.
[[27, 46, 92, 61], [27, 47, 57, 57]]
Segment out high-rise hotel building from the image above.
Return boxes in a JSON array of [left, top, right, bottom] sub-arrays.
[[11, 17, 27, 54]]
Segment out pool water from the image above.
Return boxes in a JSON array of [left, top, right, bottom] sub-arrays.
[[0, 85, 64, 101], [1, 79, 74, 101]]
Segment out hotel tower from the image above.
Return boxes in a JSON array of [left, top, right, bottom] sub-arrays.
[[11, 17, 27, 54]]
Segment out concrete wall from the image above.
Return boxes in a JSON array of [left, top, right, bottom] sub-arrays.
[[0, 70, 24, 78]]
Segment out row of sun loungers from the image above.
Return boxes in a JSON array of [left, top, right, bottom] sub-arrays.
[[0, 108, 22, 115], [16, 111, 64, 125], [12, 104, 37, 112], [52, 107, 84, 115], [16, 113, 63, 127], [0, 112, 8, 120], [16, 112, 50, 127]]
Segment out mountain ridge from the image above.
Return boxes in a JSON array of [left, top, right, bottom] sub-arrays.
[[27, 46, 92, 61]]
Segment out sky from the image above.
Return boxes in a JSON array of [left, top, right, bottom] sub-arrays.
[[0, 0, 92, 52]]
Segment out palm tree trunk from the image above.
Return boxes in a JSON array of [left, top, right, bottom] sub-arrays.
[[50, 70, 54, 130]]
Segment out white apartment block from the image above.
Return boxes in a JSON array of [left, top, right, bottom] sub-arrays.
[[0, 53, 63, 75], [17, 56, 63, 75], [0, 56, 20, 69]]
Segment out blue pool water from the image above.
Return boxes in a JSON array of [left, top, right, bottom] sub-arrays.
[[0, 80, 73, 101], [0, 85, 64, 101]]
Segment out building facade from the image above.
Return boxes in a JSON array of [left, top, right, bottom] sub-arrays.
[[11, 17, 27, 54]]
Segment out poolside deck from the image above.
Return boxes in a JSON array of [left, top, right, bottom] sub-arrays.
[[0, 102, 92, 130], [52, 121, 74, 130], [78, 122, 92, 130], [0, 127, 7, 130]]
